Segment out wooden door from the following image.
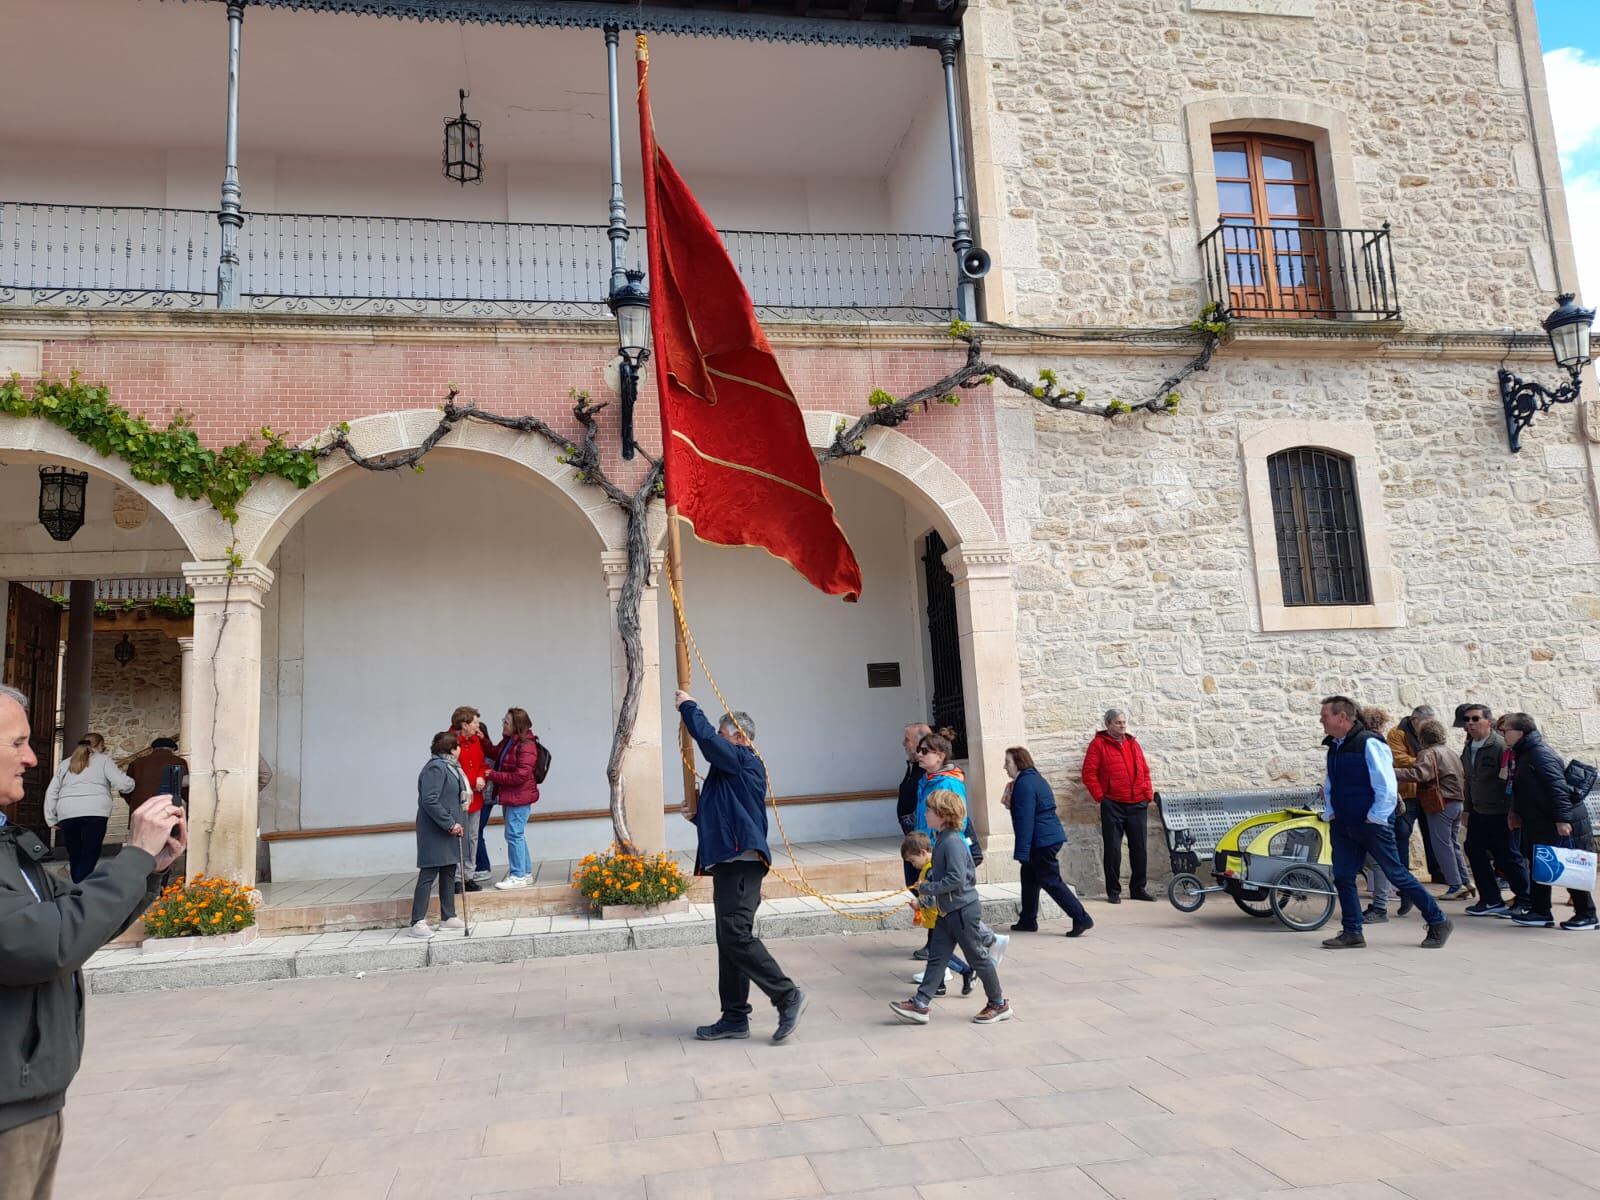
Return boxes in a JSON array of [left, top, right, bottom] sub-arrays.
[[1213, 135, 1330, 317], [4, 583, 61, 835]]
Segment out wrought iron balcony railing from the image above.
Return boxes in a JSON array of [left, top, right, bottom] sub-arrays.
[[1199, 221, 1400, 322], [0, 201, 956, 321]]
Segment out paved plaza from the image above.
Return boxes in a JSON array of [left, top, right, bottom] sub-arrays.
[[60, 898, 1600, 1200]]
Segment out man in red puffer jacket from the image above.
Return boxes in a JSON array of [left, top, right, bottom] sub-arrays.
[[1080, 708, 1155, 904]]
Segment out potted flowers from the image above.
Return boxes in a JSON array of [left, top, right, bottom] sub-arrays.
[[140, 874, 261, 953], [572, 846, 690, 920]]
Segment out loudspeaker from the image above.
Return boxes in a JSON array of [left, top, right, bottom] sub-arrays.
[[959, 247, 991, 280]]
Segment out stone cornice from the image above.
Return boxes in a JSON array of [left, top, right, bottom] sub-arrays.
[[183, 560, 275, 594]]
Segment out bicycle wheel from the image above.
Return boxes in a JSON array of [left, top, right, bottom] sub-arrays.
[[1271, 866, 1335, 932], [1167, 873, 1207, 913], [1230, 886, 1275, 918]]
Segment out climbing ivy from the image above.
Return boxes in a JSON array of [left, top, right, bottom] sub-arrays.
[[0, 373, 320, 523]]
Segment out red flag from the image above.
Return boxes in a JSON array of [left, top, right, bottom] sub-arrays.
[[635, 37, 862, 602]]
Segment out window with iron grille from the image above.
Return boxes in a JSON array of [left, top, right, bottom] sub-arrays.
[[1266, 447, 1371, 606]]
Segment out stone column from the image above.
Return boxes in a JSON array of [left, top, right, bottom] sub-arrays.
[[176, 636, 195, 756], [61, 580, 95, 749], [182, 560, 271, 883], [945, 541, 1026, 877], [602, 550, 666, 852]]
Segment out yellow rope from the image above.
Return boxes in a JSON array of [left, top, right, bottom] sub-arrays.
[[667, 574, 912, 921]]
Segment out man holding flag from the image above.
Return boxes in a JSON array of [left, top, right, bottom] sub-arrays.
[[636, 32, 859, 1044]]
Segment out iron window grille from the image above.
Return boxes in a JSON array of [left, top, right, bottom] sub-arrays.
[[1267, 447, 1371, 607]]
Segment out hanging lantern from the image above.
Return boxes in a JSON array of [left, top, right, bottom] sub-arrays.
[[37, 466, 88, 542], [113, 634, 136, 668], [443, 89, 483, 186]]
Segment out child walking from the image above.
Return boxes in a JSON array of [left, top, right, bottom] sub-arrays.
[[890, 790, 1012, 1025], [901, 832, 975, 997]]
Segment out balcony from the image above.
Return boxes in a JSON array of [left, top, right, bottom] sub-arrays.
[[1199, 222, 1401, 322], [0, 202, 957, 322]]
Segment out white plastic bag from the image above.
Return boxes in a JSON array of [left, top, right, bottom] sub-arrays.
[[1532, 844, 1598, 892]]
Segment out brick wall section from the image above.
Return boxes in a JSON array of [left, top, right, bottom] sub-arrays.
[[36, 336, 1006, 538]]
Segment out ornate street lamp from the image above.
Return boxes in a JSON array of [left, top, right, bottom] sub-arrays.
[[608, 269, 651, 460], [1501, 292, 1595, 453], [443, 89, 483, 186], [113, 634, 136, 668], [37, 466, 88, 541]]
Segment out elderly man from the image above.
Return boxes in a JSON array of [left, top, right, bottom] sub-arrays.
[[1319, 695, 1452, 950], [0, 684, 186, 1196], [676, 690, 807, 1046], [1081, 708, 1155, 903], [1459, 704, 1531, 917]]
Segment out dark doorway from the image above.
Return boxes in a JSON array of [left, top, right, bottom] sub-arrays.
[[921, 531, 967, 760], [4, 583, 61, 836]]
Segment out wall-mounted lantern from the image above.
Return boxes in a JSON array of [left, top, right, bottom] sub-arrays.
[[608, 269, 652, 460], [1501, 293, 1595, 453], [113, 634, 136, 668]]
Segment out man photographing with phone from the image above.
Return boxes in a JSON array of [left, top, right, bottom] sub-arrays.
[[0, 684, 185, 1197]]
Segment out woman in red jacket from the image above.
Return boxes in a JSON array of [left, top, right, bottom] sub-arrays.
[[449, 706, 493, 892], [489, 707, 541, 890], [1080, 708, 1155, 903]]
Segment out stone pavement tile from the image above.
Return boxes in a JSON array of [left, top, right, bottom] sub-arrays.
[[814, 1047, 966, 1086], [494, 1060, 630, 1097], [964, 1122, 1145, 1173], [49, 1164, 165, 1200], [208, 1089, 369, 1129], [916, 1165, 1117, 1199], [1031, 1056, 1185, 1095], [861, 1100, 1017, 1147], [1383, 1121, 1600, 1172], [557, 1130, 724, 1185], [679, 1061, 834, 1100], [775, 1078, 921, 1119], [1238, 1133, 1440, 1186], [483, 1114, 635, 1155], [259, 1107, 422, 1150], [807, 1141, 988, 1192], [386, 1151, 565, 1199], [1003, 1086, 1167, 1128], [1533, 1112, 1600, 1151], [1252, 1096, 1445, 1138], [717, 1114, 883, 1164], [1242, 1183, 1410, 1200], [1057, 1031, 1200, 1064], [1110, 1110, 1300, 1156], [1081, 1148, 1284, 1200], [1383, 1163, 1600, 1200], [558, 1072, 701, 1116], [1127, 1072, 1301, 1116], [632, 1094, 783, 1139], [1382, 1052, 1551, 1091], [318, 1129, 486, 1175], [809, 1190, 919, 1200], [643, 1153, 824, 1200], [215, 1168, 398, 1200], [137, 1144, 334, 1197], [910, 1067, 1057, 1108]]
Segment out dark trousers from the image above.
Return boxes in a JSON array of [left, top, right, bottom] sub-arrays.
[[474, 800, 494, 874], [1100, 801, 1148, 896], [712, 860, 796, 1022], [1019, 843, 1091, 928], [1331, 818, 1445, 933], [58, 816, 108, 884], [915, 900, 1001, 1008], [411, 864, 457, 925], [1522, 829, 1596, 919], [1464, 813, 1530, 906], [0, 1112, 62, 1200], [1411, 803, 1443, 879]]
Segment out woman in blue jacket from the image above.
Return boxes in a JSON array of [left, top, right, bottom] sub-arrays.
[[1007, 747, 1094, 937]]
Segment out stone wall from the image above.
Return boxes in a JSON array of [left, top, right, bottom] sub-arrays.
[[91, 628, 182, 841], [971, 0, 1564, 331]]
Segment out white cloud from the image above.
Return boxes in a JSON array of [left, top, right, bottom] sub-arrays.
[[1544, 47, 1600, 299]]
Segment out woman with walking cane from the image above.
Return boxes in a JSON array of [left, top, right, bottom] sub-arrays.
[[407, 731, 468, 940]]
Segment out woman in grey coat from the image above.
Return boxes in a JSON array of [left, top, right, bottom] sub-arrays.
[[408, 731, 467, 940]]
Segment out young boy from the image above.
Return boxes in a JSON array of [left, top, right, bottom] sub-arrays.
[[901, 832, 975, 997], [890, 789, 1012, 1025]]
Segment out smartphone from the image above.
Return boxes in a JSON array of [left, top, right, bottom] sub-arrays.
[[158, 763, 187, 837]]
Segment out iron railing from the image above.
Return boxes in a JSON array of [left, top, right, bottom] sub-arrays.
[[0, 201, 957, 319], [25, 578, 189, 602], [1198, 221, 1400, 321]]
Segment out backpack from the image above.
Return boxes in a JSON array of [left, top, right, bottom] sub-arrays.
[[1565, 759, 1597, 804], [533, 738, 553, 785]]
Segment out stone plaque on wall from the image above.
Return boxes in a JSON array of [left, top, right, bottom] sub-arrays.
[[111, 487, 150, 531]]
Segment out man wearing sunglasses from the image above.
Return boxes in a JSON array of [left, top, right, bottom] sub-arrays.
[[1457, 704, 1531, 918]]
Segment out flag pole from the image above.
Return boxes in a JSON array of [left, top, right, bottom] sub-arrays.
[[666, 504, 698, 819]]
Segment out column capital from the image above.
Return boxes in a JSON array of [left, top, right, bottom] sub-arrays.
[[943, 541, 1016, 583], [176, 636, 195, 651], [601, 550, 665, 594], [183, 559, 274, 595]]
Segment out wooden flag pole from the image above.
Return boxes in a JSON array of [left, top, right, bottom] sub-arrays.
[[666, 504, 698, 819]]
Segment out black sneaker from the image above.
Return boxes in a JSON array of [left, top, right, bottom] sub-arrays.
[[1010, 922, 1039, 932], [1106, 893, 1122, 905], [1560, 913, 1599, 932], [1421, 919, 1454, 949], [1397, 897, 1414, 917], [463, 880, 482, 893], [1066, 917, 1094, 938], [773, 990, 808, 1044], [694, 1017, 750, 1041], [961, 972, 975, 996], [1503, 903, 1536, 921], [1512, 911, 1556, 928], [1464, 900, 1507, 917], [1362, 906, 1389, 924], [911, 944, 931, 961], [1321, 930, 1366, 949], [1129, 890, 1156, 902]]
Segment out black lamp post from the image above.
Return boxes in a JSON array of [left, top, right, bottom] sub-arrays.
[[37, 466, 88, 541], [443, 89, 483, 186], [609, 269, 651, 460], [1501, 292, 1595, 452]]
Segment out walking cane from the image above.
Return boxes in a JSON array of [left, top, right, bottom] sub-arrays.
[[456, 826, 472, 938]]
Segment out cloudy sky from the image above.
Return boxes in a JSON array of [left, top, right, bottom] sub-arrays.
[[1537, 0, 1599, 299]]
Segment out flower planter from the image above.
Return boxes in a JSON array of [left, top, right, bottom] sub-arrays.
[[599, 898, 689, 922], [141, 925, 258, 954]]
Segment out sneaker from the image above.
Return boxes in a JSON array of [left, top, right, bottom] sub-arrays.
[[694, 1017, 750, 1041], [907, 968, 957, 986], [1512, 911, 1556, 928], [889, 999, 931, 1025], [1559, 913, 1600, 932], [494, 875, 530, 890], [1010, 922, 1039, 933], [1106, 893, 1122, 905], [1362, 906, 1389, 923], [1397, 897, 1414, 917], [1465, 901, 1509, 917], [961, 972, 976, 996], [973, 1001, 1013, 1024], [1066, 918, 1094, 938], [463, 880, 482, 893], [773, 990, 808, 1044], [988, 934, 1010, 966], [1421, 919, 1454, 948], [910, 944, 931, 962], [1440, 887, 1471, 901], [1129, 890, 1156, 902], [471, 869, 492, 882], [406, 921, 435, 940], [1321, 930, 1366, 949], [440, 917, 465, 932]]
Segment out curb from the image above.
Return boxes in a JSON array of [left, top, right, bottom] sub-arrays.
[[84, 893, 1041, 995]]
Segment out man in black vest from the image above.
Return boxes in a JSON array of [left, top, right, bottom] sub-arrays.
[[1319, 695, 1452, 950]]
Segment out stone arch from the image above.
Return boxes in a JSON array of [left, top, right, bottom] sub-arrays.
[[0, 414, 230, 559], [647, 412, 998, 554], [233, 409, 628, 565]]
